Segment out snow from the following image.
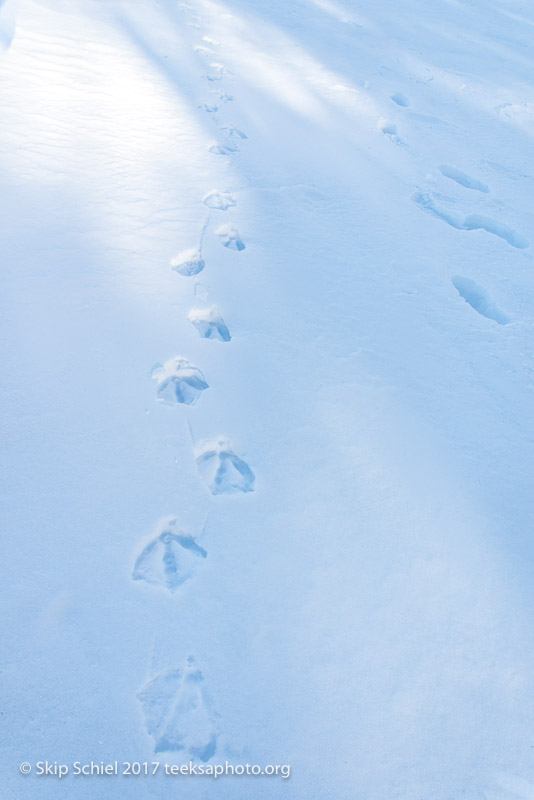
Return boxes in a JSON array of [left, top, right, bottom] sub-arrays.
[[1, 0, 534, 798]]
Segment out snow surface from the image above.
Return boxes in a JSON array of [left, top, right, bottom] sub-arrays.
[[1, 0, 534, 798]]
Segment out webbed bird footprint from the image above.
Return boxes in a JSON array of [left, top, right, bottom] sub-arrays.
[[220, 125, 247, 140], [214, 223, 245, 250], [137, 657, 218, 760], [132, 522, 207, 592], [188, 306, 231, 341], [209, 142, 239, 156], [196, 440, 255, 495], [203, 65, 224, 81], [203, 190, 236, 210], [152, 358, 208, 406], [170, 248, 205, 276]]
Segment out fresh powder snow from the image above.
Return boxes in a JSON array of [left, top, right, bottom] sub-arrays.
[[1, 0, 534, 798]]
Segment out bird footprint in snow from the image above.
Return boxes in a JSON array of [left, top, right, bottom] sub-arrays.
[[171, 248, 205, 276], [188, 306, 231, 341], [215, 223, 245, 250], [152, 358, 208, 406], [132, 520, 207, 592], [203, 190, 236, 210], [137, 657, 218, 759], [209, 142, 239, 156], [196, 440, 255, 495], [203, 66, 224, 81], [220, 125, 247, 140]]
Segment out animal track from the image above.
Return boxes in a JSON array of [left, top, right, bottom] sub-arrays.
[[137, 657, 217, 759], [220, 125, 247, 140], [214, 224, 245, 251], [132, 522, 207, 592], [203, 64, 224, 81], [196, 440, 255, 495], [203, 190, 236, 210], [188, 306, 231, 341], [496, 102, 534, 126], [0, 0, 15, 51], [194, 45, 213, 57], [380, 121, 398, 135], [413, 191, 464, 229], [391, 92, 410, 107], [199, 103, 218, 113], [379, 119, 404, 145], [152, 358, 208, 406], [413, 192, 529, 248], [452, 275, 513, 325], [463, 214, 529, 248], [171, 248, 205, 276], [209, 142, 239, 156], [439, 165, 489, 193]]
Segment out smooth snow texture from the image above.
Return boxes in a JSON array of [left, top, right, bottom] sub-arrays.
[[203, 189, 236, 210]]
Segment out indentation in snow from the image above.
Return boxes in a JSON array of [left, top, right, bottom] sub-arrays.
[[137, 658, 217, 759], [132, 520, 207, 592], [171, 248, 205, 276], [439, 165, 489, 193], [209, 142, 238, 156], [203, 190, 236, 210], [452, 275, 513, 325], [214, 223, 245, 251], [188, 306, 231, 341], [391, 92, 410, 107], [413, 192, 528, 248], [152, 358, 208, 406], [196, 440, 255, 495]]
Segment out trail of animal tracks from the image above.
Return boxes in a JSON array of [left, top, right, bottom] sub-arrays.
[[1, 0, 534, 798]]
